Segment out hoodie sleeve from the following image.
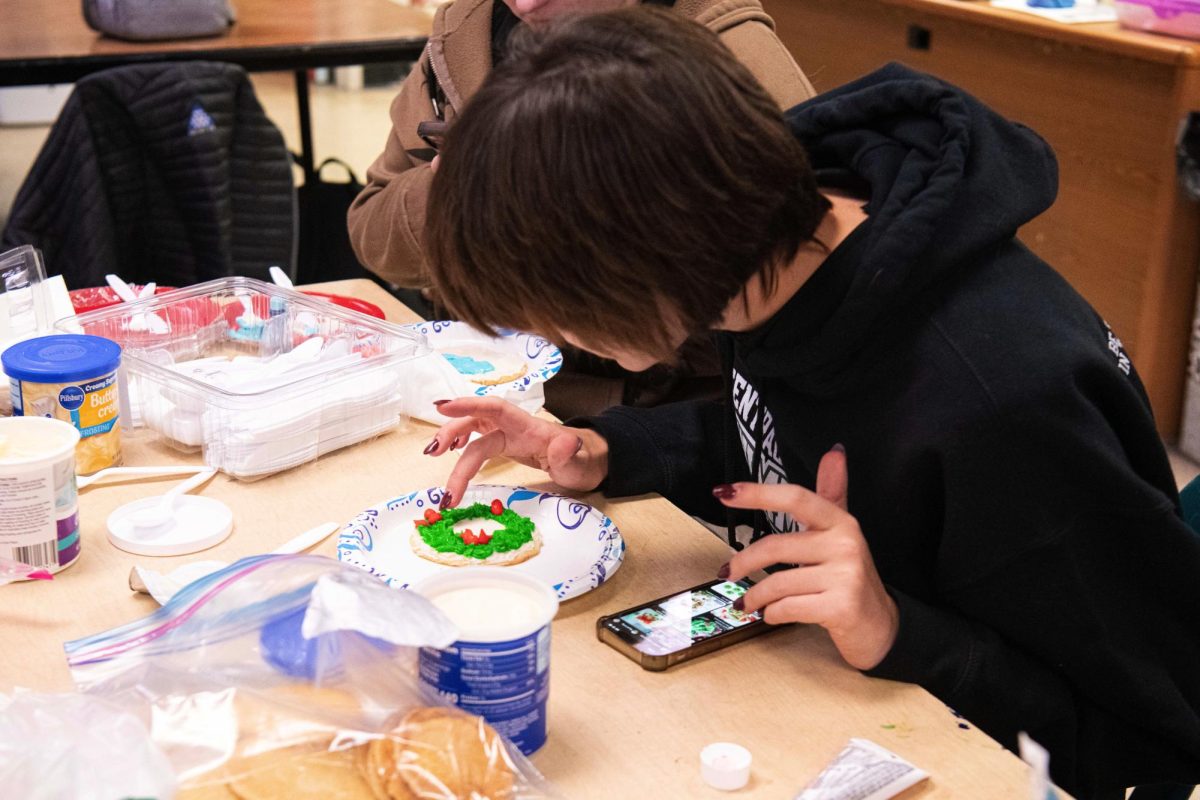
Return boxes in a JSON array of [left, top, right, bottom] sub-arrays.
[[347, 56, 437, 288], [866, 397, 1200, 797], [573, 399, 734, 524]]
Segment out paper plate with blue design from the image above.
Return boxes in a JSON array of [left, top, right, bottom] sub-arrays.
[[400, 320, 562, 397], [338, 484, 625, 601]]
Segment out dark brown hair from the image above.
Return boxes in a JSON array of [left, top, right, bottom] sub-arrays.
[[425, 6, 829, 359]]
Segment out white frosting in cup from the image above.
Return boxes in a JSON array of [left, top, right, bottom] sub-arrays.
[[428, 584, 548, 641], [413, 567, 559, 643], [0, 418, 79, 463]]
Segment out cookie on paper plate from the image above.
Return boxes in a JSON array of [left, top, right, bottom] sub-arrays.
[[410, 499, 543, 568]]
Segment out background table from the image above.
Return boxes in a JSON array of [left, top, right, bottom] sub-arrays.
[[768, 0, 1200, 439], [0, 280, 1046, 797], [0, 0, 434, 183]]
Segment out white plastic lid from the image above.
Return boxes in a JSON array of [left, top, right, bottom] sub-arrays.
[[107, 495, 234, 556], [700, 742, 752, 791]]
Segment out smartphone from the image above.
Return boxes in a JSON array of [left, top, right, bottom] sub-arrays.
[[596, 577, 774, 671]]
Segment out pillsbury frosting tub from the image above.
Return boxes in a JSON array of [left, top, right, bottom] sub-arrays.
[[2, 334, 122, 474]]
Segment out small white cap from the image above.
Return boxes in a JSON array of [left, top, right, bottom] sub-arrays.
[[700, 742, 752, 791], [107, 495, 234, 556]]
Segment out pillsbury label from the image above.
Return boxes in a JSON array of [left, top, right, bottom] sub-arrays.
[[57, 386, 84, 411]]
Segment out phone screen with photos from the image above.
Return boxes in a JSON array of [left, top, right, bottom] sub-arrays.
[[601, 578, 763, 657]]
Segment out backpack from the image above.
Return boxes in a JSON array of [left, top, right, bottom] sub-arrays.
[[82, 0, 236, 42]]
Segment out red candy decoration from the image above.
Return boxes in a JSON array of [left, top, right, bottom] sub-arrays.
[[459, 527, 493, 546], [424, 508, 442, 524], [490, 499, 504, 516], [414, 519, 428, 528]]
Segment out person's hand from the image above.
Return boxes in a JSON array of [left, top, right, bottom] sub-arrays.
[[714, 446, 899, 670], [424, 397, 609, 507]]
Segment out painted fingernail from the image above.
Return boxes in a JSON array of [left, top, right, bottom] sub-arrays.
[[423, 438, 439, 455], [717, 562, 731, 580], [574, 436, 584, 455], [832, 442, 845, 454], [439, 490, 454, 509], [433, 399, 451, 407], [733, 597, 745, 611], [712, 484, 737, 499], [450, 435, 463, 451]]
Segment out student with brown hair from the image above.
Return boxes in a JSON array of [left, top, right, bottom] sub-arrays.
[[421, 7, 1200, 799], [347, 0, 815, 417], [347, 0, 813, 291]]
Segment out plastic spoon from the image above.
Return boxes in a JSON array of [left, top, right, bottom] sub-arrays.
[[77, 465, 209, 490], [129, 469, 217, 532], [269, 265, 294, 289], [128, 521, 341, 603]]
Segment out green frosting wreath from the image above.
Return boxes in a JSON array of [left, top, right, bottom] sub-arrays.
[[415, 501, 536, 560]]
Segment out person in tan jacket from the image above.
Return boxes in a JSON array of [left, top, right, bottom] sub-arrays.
[[347, 0, 815, 290]]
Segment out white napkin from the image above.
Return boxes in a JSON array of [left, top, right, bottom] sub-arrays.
[[397, 329, 549, 425]]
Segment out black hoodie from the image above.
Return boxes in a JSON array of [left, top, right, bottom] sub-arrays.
[[583, 64, 1200, 798]]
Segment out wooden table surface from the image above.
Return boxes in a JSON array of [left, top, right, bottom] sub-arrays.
[[0, 280, 1044, 798], [0, 0, 435, 85], [870, 0, 1200, 65]]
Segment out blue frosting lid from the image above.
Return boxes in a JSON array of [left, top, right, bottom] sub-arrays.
[[1, 335, 122, 383]]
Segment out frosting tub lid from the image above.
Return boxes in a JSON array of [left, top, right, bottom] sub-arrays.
[[2, 334, 122, 383]]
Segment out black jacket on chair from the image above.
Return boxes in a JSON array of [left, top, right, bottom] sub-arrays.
[[2, 61, 294, 288]]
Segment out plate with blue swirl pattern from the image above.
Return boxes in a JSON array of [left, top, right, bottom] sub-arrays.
[[337, 484, 625, 601], [400, 321, 563, 398]]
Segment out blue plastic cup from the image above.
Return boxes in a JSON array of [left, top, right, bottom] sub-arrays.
[[413, 567, 559, 755]]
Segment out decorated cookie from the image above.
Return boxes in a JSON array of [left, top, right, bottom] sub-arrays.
[[442, 351, 529, 386], [411, 499, 542, 567]]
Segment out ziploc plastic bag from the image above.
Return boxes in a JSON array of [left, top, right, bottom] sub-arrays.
[[0, 690, 176, 800], [61, 554, 561, 800]]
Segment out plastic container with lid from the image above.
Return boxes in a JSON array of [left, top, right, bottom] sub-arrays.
[[2, 334, 123, 474], [1116, 0, 1200, 39], [58, 277, 428, 480]]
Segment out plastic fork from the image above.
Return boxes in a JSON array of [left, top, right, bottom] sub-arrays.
[[105, 274, 168, 334]]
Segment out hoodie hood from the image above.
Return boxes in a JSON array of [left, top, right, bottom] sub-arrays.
[[738, 63, 1058, 385]]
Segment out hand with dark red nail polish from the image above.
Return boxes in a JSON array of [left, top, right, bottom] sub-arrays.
[[422, 438, 439, 455], [717, 562, 731, 580], [712, 484, 737, 499], [427, 397, 610, 515], [438, 490, 454, 510], [714, 453, 899, 671]]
